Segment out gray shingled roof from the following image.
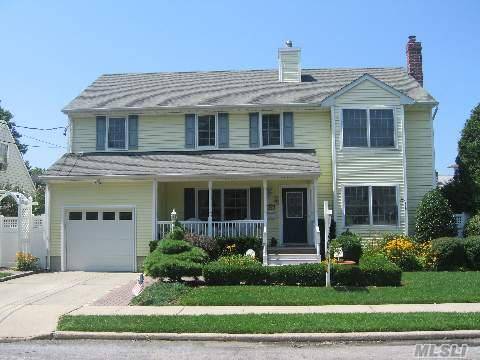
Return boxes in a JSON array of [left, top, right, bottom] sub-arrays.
[[45, 150, 321, 178], [64, 67, 435, 111]]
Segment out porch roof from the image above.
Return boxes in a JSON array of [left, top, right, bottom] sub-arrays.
[[44, 149, 321, 180]]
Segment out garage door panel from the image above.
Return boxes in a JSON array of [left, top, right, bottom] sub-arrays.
[[65, 209, 135, 272]]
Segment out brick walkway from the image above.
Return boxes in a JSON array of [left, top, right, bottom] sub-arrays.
[[92, 276, 156, 306]]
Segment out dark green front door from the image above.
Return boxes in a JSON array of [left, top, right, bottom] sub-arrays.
[[282, 188, 308, 244]]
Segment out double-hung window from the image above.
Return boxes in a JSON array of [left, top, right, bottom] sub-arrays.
[[0, 143, 8, 171], [261, 114, 281, 146], [342, 109, 395, 148], [344, 185, 398, 226], [196, 188, 249, 221], [197, 115, 216, 147], [107, 117, 127, 150]]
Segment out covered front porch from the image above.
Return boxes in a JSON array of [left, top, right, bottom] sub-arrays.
[[155, 178, 321, 264]]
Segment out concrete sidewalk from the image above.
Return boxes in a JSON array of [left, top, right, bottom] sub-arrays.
[[70, 302, 480, 316]]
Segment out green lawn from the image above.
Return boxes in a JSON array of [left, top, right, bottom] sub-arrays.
[[58, 313, 480, 334], [0, 272, 12, 279], [132, 272, 480, 306]]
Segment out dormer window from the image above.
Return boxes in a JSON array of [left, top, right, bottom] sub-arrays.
[[197, 115, 216, 147], [0, 142, 7, 171]]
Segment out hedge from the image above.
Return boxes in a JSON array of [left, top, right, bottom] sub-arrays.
[[431, 237, 466, 270], [464, 236, 480, 270], [203, 260, 401, 287]]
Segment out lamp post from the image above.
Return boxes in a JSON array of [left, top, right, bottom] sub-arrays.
[[170, 209, 177, 232]]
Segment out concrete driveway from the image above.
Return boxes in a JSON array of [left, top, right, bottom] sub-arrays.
[[0, 272, 138, 339]]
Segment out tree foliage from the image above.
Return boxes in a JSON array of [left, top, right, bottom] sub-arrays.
[[0, 101, 28, 155], [448, 103, 480, 213], [415, 188, 457, 242]]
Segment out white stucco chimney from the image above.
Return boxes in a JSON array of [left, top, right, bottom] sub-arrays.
[[278, 40, 301, 83]]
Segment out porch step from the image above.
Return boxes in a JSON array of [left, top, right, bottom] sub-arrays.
[[267, 253, 321, 266]]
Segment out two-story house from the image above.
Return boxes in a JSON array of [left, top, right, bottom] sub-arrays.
[[0, 121, 34, 195], [44, 36, 437, 272]]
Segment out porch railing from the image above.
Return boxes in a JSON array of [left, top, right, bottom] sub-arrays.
[[157, 220, 264, 240]]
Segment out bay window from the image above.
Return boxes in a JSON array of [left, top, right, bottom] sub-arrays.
[[344, 185, 398, 226], [342, 108, 395, 148]]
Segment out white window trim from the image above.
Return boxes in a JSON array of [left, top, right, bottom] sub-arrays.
[[342, 184, 400, 228], [0, 142, 9, 171], [195, 113, 218, 149], [195, 187, 251, 220], [106, 116, 129, 151], [340, 106, 398, 150], [259, 112, 284, 148]]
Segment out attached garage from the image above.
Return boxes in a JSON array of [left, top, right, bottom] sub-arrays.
[[65, 208, 136, 272]]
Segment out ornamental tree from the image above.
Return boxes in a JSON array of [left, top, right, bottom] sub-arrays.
[[415, 188, 457, 242]]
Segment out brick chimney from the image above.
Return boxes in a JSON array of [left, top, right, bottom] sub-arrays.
[[406, 35, 423, 86]]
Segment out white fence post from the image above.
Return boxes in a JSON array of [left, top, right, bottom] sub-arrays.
[[324, 201, 333, 287]]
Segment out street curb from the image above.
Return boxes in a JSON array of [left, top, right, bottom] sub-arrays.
[[52, 330, 480, 343], [0, 270, 39, 283]]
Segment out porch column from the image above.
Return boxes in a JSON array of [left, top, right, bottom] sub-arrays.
[[313, 178, 321, 257], [262, 179, 268, 265], [152, 179, 158, 241], [208, 180, 213, 236]]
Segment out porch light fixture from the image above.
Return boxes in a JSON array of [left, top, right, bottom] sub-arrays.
[[171, 209, 177, 222]]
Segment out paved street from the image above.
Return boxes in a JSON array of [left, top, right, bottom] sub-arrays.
[[0, 339, 479, 360], [0, 272, 138, 339]]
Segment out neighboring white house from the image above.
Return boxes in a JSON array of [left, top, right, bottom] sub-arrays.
[[0, 121, 34, 194]]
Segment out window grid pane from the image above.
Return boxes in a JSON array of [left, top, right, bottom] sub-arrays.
[[224, 189, 248, 220], [343, 109, 368, 147], [262, 114, 281, 146], [372, 186, 398, 225], [344, 186, 369, 225], [108, 118, 126, 149], [286, 192, 303, 218], [198, 115, 216, 147], [370, 109, 394, 147], [197, 190, 221, 221]]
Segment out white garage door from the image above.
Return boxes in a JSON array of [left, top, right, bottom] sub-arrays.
[[65, 208, 135, 272]]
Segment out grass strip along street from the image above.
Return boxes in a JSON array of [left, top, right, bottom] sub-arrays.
[[58, 313, 480, 334]]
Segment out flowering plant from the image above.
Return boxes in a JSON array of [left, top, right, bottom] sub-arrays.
[[16, 252, 38, 271]]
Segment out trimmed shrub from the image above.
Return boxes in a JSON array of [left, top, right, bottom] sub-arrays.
[[431, 237, 466, 270], [157, 239, 192, 254], [149, 240, 159, 253], [332, 231, 363, 263], [170, 226, 185, 240], [172, 247, 209, 263], [268, 263, 326, 286], [464, 215, 480, 237], [464, 236, 480, 270], [332, 265, 365, 287], [144, 259, 202, 281], [203, 262, 267, 285], [359, 254, 402, 286], [415, 189, 457, 242]]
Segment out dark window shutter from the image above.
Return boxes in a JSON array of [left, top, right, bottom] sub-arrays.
[[249, 112, 259, 148], [283, 112, 294, 147], [250, 187, 261, 220], [128, 115, 138, 150], [218, 112, 229, 148], [184, 188, 196, 220], [96, 116, 106, 151], [185, 114, 196, 148]]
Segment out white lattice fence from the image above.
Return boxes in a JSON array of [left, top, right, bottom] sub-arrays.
[[0, 215, 47, 269]]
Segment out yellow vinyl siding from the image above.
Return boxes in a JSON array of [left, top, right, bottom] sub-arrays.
[[336, 80, 401, 106], [71, 116, 96, 153], [229, 113, 250, 148], [405, 108, 435, 235], [332, 80, 407, 238], [49, 181, 153, 257], [138, 115, 184, 151]]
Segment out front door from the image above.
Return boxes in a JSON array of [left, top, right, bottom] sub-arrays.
[[282, 188, 308, 244]]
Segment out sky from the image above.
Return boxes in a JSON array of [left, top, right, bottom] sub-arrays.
[[0, 0, 479, 174]]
